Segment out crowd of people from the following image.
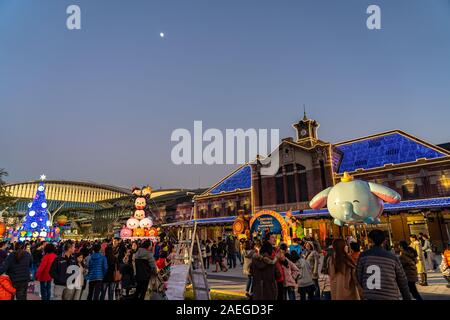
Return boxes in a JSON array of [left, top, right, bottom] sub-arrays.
[[0, 238, 175, 300], [196, 236, 245, 273], [240, 231, 450, 300], [0, 230, 449, 300]]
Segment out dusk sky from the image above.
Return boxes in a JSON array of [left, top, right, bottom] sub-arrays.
[[1, 0, 449, 190]]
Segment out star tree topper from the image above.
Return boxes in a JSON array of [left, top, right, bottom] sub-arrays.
[[40, 174, 46, 181]]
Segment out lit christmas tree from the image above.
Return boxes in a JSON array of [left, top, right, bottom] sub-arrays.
[[18, 175, 51, 241]]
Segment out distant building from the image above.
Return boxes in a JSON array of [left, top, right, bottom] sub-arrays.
[[4, 181, 203, 237]]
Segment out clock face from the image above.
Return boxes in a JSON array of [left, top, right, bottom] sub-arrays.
[[300, 129, 307, 137]]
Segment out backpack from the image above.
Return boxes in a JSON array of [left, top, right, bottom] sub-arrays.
[[135, 259, 153, 281]]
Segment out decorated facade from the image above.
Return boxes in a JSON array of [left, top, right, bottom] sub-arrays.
[[186, 113, 450, 250]]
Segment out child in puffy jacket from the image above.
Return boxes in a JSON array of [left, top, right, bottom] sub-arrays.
[[0, 274, 16, 300], [290, 251, 316, 301], [280, 252, 299, 300]]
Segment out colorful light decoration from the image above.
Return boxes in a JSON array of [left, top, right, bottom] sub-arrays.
[[440, 172, 449, 189], [0, 222, 5, 237], [232, 219, 245, 235], [56, 215, 68, 226]]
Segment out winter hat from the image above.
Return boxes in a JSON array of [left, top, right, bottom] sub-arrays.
[[305, 241, 314, 249]]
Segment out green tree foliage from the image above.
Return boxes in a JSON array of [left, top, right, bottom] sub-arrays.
[[0, 169, 14, 211]]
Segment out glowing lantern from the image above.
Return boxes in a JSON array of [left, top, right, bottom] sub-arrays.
[[56, 215, 68, 226], [232, 219, 245, 235], [0, 222, 5, 237]]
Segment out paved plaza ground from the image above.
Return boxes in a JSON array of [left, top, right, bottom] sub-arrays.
[[26, 257, 450, 300], [206, 257, 450, 300]]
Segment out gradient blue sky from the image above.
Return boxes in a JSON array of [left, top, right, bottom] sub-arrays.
[[1, 0, 449, 189]]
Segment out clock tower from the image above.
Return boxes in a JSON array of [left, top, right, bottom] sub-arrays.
[[292, 108, 320, 146]]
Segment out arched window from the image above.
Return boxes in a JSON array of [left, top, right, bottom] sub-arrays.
[[319, 160, 327, 190], [287, 174, 296, 203], [276, 168, 285, 204], [437, 173, 450, 196], [297, 164, 308, 201]]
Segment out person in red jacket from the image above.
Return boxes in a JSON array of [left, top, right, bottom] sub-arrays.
[[0, 274, 16, 300], [35, 243, 57, 300]]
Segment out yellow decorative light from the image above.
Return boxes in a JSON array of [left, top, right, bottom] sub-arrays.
[[403, 178, 416, 193], [440, 173, 450, 188], [142, 186, 152, 196]]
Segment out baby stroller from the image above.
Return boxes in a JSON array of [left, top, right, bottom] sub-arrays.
[[118, 263, 137, 300], [118, 283, 137, 300], [149, 268, 170, 300]]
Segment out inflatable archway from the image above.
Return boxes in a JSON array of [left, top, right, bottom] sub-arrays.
[[250, 210, 290, 242]]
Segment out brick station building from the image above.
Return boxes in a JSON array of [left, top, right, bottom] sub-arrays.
[[175, 113, 450, 251]]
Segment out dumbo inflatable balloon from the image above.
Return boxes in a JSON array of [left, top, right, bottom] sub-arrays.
[[309, 172, 401, 226]]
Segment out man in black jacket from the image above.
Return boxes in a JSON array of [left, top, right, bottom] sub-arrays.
[[50, 242, 77, 300], [134, 240, 157, 300], [215, 238, 228, 272], [226, 237, 236, 269]]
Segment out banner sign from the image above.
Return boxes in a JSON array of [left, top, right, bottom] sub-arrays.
[[250, 210, 289, 241]]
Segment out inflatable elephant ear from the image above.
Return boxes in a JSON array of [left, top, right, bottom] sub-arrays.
[[309, 187, 332, 209], [368, 182, 401, 204]]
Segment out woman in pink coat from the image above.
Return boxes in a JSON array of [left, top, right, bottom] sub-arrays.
[[280, 250, 299, 300]]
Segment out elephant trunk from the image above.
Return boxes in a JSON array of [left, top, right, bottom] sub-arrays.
[[341, 202, 355, 221]]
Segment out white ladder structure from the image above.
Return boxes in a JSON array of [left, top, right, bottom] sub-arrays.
[[165, 210, 210, 300]]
